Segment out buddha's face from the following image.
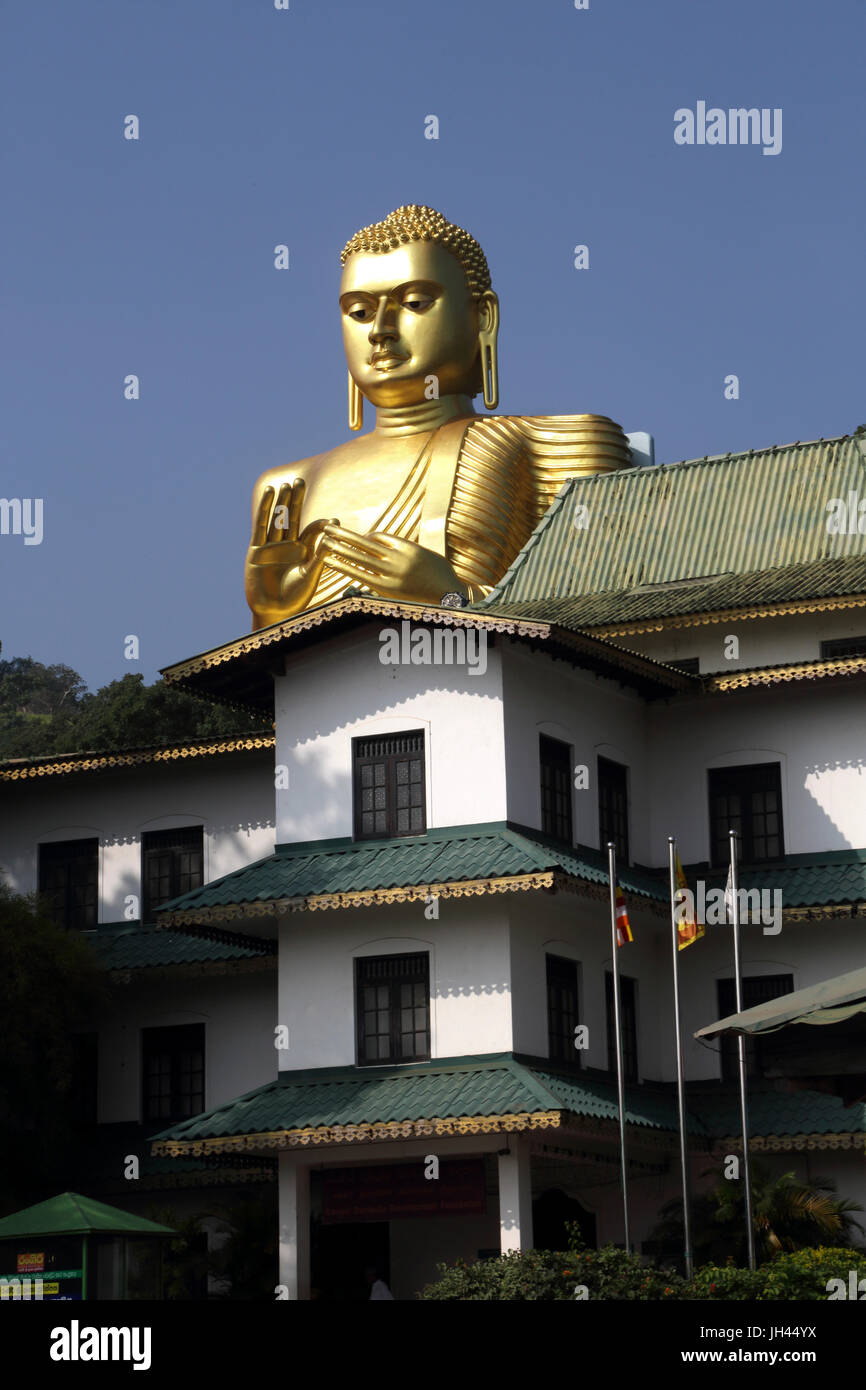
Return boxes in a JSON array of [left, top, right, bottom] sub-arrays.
[[340, 241, 492, 408]]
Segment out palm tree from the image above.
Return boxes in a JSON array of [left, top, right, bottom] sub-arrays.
[[650, 1163, 863, 1266]]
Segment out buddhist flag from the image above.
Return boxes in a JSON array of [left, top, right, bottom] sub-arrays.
[[675, 849, 705, 950], [615, 885, 633, 946]]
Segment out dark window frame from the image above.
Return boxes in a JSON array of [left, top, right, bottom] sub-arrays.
[[708, 763, 784, 867], [540, 735, 574, 844], [546, 954, 581, 1067], [605, 971, 638, 1083], [355, 952, 431, 1067], [141, 825, 204, 922], [820, 635, 866, 660], [598, 756, 630, 865], [38, 837, 99, 930], [352, 730, 426, 841], [142, 1023, 205, 1123], [717, 975, 794, 1080]]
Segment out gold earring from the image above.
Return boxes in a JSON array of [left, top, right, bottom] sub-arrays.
[[479, 334, 499, 410], [348, 373, 363, 431]]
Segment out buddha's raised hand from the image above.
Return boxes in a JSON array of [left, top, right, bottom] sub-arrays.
[[244, 480, 337, 628], [320, 525, 468, 605]]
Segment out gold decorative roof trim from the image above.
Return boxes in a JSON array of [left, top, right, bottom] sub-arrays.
[[717, 1133, 864, 1153], [162, 597, 550, 682], [708, 655, 866, 692], [160, 595, 683, 692], [152, 1110, 564, 1156], [0, 734, 275, 782], [157, 871, 667, 927], [590, 592, 866, 637]]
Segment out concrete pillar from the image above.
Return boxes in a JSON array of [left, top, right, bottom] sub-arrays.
[[497, 1136, 533, 1254], [278, 1154, 311, 1300]]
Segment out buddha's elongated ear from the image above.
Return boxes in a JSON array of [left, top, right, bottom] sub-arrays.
[[477, 289, 500, 409]]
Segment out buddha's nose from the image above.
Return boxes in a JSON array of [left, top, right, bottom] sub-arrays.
[[369, 295, 399, 343]]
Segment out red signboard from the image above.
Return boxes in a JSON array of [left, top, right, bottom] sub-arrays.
[[323, 1161, 486, 1222]]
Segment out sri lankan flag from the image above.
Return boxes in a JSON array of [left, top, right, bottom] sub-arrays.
[[615, 885, 633, 946], [675, 849, 705, 950]]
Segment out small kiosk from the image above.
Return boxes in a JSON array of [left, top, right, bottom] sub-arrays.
[[0, 1192, 176, 1300]]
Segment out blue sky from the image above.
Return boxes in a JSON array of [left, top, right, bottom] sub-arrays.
[[2, 0, 863, 691]]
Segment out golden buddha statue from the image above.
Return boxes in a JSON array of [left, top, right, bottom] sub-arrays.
[[245, 205, 631, 629]]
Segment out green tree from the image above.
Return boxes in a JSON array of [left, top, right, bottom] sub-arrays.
[[0, 658, 267, 759], [0, 881, 110, 1211], [650, 1162, 863, 1266]]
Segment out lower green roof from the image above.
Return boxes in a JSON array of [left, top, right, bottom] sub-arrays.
[[148, 1058, 866, 1152], [87, 921, 275, 970], [149, 1055, 703, 1147], [153, 826, 866, 923]]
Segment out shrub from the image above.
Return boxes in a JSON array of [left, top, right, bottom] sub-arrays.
[[418, 1243, 685, 1301]]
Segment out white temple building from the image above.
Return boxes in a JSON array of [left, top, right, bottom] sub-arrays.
[[2, 428, 865, 1299]]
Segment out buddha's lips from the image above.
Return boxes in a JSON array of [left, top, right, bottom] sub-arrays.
[[370, 350, 409, 370]]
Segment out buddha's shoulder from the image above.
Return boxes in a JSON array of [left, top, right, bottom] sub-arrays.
[[252, 438, 363, 496]]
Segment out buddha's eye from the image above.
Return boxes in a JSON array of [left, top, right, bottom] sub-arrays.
[[402, 292, 433, 312], [346, 303, 375, 322]]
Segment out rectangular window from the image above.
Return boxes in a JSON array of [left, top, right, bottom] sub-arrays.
[[598, 757, 629, 864], [540, 735, 573, 844], [717, 975, 794, 1081], [142, 1023, 205, 1122], [708, 764, 783, 867], [820, 635, 866, 660], [605, 972, 638, 1083], [355, 953, 430, 1066], [546, 955, 580, 1066], [353, 731, 426, 840], [142, 826, 204, 921], [38, 838, 98, 929]]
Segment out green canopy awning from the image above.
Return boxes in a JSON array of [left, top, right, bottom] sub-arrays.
[[0, 1192, 175, 1240], [695, 967, 866, 1039]]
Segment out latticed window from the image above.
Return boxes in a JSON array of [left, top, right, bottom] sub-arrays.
[[708, 764, 783, 866], [353, 731, 426, 840], [355, 953, 430, 1065], [141, 826, 203, 921], [38, 838, 98, 929], [598, 757, 629, 865], [605, 972, 638, 1083], [540, 735, 573, 843], [717, 975, 793, 1080], [547, 955, 581, 1066], [142, 1023, 205, 1121], [820, 635, 866, 660]]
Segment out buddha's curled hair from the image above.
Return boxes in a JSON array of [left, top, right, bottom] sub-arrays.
[[340, 205, 492, 300]]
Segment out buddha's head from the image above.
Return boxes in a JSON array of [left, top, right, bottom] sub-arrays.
[[339, 205, 499, 420]]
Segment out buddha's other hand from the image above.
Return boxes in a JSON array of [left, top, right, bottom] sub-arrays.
[[320, 524, 469, 605], [245, 479, 337, 626]]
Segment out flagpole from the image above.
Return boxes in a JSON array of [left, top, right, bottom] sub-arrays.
[[668, 837, 693, 1278], [607, 841, 631, 1253], [729, 828, 756, 1271]]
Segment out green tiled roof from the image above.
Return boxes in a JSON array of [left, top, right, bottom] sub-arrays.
[[478, 432, 866, 616], [149, 1054, 700, 1146], [693, 850, 866, 909], [155, 823, 667, 920], [483, 555, 866, 631], [154, 828, 866, 923], [149, 1056, 864, 1150], [88, 922, 275, 970], [691, 1084, 866, 1140]]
